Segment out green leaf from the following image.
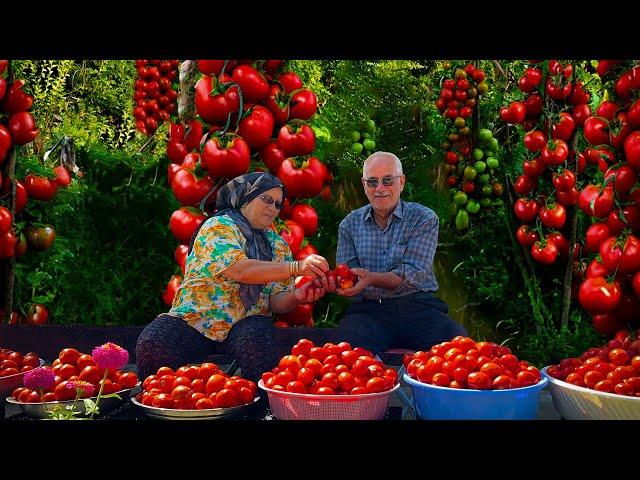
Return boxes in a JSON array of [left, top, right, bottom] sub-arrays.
[[83, 398, 99, 415]]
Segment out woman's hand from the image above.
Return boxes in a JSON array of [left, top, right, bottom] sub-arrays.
[[293, 281, 325, 303], [298, 254, 330, 278]]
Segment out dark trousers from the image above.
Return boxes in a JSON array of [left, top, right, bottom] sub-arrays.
[[135, 314, 278, 384], [336, 292, 468, 354]]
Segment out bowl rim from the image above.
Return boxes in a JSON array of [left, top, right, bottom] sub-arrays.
[[258, 379, 400, 400], [5, 382, 140, 406], [0, 358, 46, 383], [541, 366, 640, 403], [402, 371, 548, 393], [130, 393, 260, 415]]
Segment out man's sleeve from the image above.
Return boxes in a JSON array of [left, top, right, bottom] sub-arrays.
[[389, 213, 439, 294], [336, 217, 361, 268]]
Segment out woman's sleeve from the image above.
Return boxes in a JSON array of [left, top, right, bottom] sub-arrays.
[[268, 233, 294, 295], [191, 217, 247, 278]]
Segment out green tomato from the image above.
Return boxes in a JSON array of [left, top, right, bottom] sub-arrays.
[[478, 128, 493, 143], [478, 173, 490, 185], [481, 185, 493, 196], [479, 197, 491, 208], [463, 166, 478, 181], [351, 130, 361, 142], [364, 119, 376, 134], [474, 161, 487, 173], [455, 209, 470, 231], [362, 132, 372, 140], [453, 191, 468, 206], [473, 148, 484, 161], [352, 142, 364, 154], [363, 139, 376, 151], [465, 199, 481, 214], [486, 157, 499, 169], [492, 198, 505, 207], [489, 137, 499, 152]]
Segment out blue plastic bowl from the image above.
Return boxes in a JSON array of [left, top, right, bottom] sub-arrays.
[[403, 373, 548, 420]]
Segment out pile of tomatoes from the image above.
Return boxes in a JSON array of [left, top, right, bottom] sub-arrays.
[[404, 336, 541, 390], [133, 60, 179, 136], [546, 329, 640, 397], [261, 338, 397, 395], [10, 347, 138, 403], [0, 348, 41, 377], [138, 362, 257, 410]]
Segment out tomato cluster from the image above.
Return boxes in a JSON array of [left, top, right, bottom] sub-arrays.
[[261, 339, 398, 395], [404, 336, 541, 390], [437, 63, 503, 232], [162, 60, 332, 314], [274, 264, 356, 328], [138, 362, 257, 409], [546, 329, 640, 397], [10, 347, 138, 403], [507, 61, 590, 268], [133, 60, 179, 136], [0, 348, 41, 377], [1, 303, 49, 326], [504, 60, 640, 334], [571, 61, 640, 333], [1, 60, 59, 262], [1, 61, 68, 323]]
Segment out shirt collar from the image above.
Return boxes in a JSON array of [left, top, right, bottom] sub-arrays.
[[363, 200, 404, 223]]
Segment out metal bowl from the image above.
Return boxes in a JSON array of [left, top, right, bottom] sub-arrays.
[[0, 359, 45, 399], [131, 394, 260, 420], [5, 383, 140, 419]]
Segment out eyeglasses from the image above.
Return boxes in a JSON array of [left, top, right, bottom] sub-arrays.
[[258, 194, 283, 210], [363, 175, 402, 188]]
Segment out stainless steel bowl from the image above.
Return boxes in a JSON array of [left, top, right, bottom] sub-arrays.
[[131, 394, 260, 420], [0, 359, 45, 399], [5, 383, 140, 419]]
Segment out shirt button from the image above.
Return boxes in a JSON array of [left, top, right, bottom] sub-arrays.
[[382, 250, 386, 255]]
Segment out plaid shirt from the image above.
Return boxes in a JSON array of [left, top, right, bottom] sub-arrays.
[[336, 200, 439, 301]]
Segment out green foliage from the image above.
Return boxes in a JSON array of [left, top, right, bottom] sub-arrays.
[[13, 60, 141, 154], [13, 146, 175, 325]]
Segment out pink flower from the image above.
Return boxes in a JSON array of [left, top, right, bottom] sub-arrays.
[[66, 380, 96, 398], [24, 366, 55, 390], [92, 342, 129, 370]]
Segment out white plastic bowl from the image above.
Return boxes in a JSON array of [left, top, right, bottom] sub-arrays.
[[541, 366, 640, 420]]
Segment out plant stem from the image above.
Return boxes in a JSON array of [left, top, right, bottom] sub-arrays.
[[89, 368, 109, 420]]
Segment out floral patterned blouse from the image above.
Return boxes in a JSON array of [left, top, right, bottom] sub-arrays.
[[169, 215, 294, 341]]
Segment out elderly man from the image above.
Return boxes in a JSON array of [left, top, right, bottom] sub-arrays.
[[335, 151, 468, 354]]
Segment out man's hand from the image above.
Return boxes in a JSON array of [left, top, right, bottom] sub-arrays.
[[336, 267, 371, 297], [294, 281, 325, 303]]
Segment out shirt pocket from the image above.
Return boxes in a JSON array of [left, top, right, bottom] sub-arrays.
[[388, 241, 408, 269]]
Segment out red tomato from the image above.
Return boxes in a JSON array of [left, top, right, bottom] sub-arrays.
[[58, 348, 81, 366]]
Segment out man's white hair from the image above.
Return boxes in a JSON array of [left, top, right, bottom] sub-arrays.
[[363, 151, 403, 178]]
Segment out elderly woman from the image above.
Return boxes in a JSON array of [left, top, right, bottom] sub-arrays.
[[136, 172, 331, 382]]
